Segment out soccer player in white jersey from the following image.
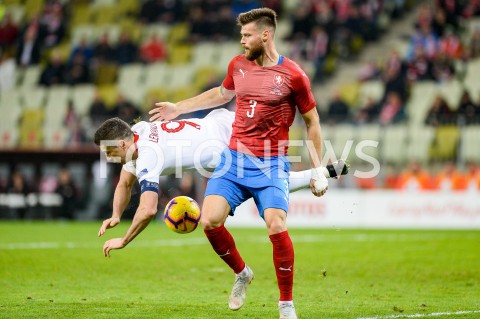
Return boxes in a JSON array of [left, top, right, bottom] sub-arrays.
[[94, 110, 347, 257]]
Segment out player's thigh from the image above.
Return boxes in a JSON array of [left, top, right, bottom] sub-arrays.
[[201, 195, 231, 229]]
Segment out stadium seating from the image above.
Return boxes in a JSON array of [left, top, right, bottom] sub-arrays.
[[460, 126, 480, 163], [406, 81, 437, 126], [144, 62, 169, 89], [430, 126, 460, 161], [406, 126, 435, 163], [71, 84, 96, 116], [380, 125, 408, 165], [355, 124, 382, 163], [329, 124, 356, 161], [44, 85, 71, 127], [437, 80, 464, 111]]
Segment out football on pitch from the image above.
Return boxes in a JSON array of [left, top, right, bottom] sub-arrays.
[[163, 196, 201, 234]]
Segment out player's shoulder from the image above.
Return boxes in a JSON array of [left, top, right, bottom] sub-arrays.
[[280, 56, 307, 77], [229, 54, 249, 67], [131, 121, 149, 132]]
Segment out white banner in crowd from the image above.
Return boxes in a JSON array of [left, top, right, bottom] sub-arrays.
[[225, 190, 480, 229]]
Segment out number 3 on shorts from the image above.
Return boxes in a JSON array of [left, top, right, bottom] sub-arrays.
[[246, 100, 257, 118]]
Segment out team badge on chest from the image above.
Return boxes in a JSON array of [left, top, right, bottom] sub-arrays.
[[271, 74, 285, 95]]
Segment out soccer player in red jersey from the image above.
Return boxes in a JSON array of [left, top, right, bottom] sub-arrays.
[[149, 8, 327, 319]]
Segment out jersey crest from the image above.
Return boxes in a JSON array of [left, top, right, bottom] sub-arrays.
[[273, 74, 285, 88]]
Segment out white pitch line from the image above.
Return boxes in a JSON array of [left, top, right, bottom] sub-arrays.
[[356, 310, 480, 319]]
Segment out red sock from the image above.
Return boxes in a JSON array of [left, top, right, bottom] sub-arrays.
[[270, 230, 294, 301], [204, 225, 245, 274]]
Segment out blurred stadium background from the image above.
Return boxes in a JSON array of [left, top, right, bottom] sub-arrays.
[[0, 0, 479, 228]]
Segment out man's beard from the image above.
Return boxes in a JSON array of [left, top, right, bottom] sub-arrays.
[[245, 42, 264, 61]]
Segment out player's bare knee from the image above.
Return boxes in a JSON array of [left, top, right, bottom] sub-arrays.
[[265, 214, 287, 235]]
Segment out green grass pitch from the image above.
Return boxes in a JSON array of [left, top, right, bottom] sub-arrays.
[[0, 221, 479, 319]]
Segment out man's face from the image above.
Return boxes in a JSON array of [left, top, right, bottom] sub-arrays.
[[102, 144, 127, 164], [240, 22, 265, 61]]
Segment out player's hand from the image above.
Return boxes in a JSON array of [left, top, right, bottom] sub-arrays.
[[310, 167, 329, 197], [103, 238, 126, 257], [310, 178, 328, 197], [98, 217, 120, 237], [148, 102, 179, 122]]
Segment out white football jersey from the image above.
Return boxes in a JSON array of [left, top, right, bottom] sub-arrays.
[[123, 109, 234, 190]]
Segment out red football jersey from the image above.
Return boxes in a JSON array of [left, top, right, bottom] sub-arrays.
[[222, 54, 316, 156]]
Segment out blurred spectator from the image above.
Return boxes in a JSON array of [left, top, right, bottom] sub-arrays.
[[437, 0, 461, 28], [430, 7, 447, 37], [406, 45, 433, 82], [115, 32, 138, 65], [432, 161, 468, 191], [110, 94, 141, 122], [343, 6, 367, 41], [64, 100, 87, 146], [63, 100, 79, 127], [381, 50, 408, 103], [89, 91, 110, 126], [92, 33, 115, 67], [461, 0, 480, 18], [424, 94, 454, 126], [210, 5, 237, 42], [261, 0, 283, 17], [289, 4, 314, 39], [289, 33, 308, 62], [188, 6, 210, 43], [466, 161, 480, 191], [55, 168, 79, 219], [457, 90, 480, 125], [468, 28, 480, 58], [431, 51, 455, 82], [69, 37, 93, 65], [414, 4, 433, 32], [396, 161, 433, 190], [438, 28, 464, 59], [0, 50, 16, 92], [355, 96, 379, 124], [378, 92, 405, 125], [39, 51, 66, 86], [357, 60, 381, 82], [16, 18, 43, 67], [312, 0, 335, 39], [139, 0, 182, 24], [326, 90, 350, 124], [407, 24, 438, 61], [308, 25, 329, 83], [0, 13, 19, 51], [65, 51, 91, 85], [6, 171, 31, 219], [139, 34, 167, 63], [232, 0, 261, 18], [39, 1, 66, 48]]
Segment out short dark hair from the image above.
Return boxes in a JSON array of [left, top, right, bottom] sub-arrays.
[[94, 117, 134, 146], [237, 7, 277, 31]]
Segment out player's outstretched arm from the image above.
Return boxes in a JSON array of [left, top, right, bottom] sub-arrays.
[[288, 160, 350, 193], [103, 190, 158, 257], [98, 169, 137, 237], [149, 85, 235, 122]]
